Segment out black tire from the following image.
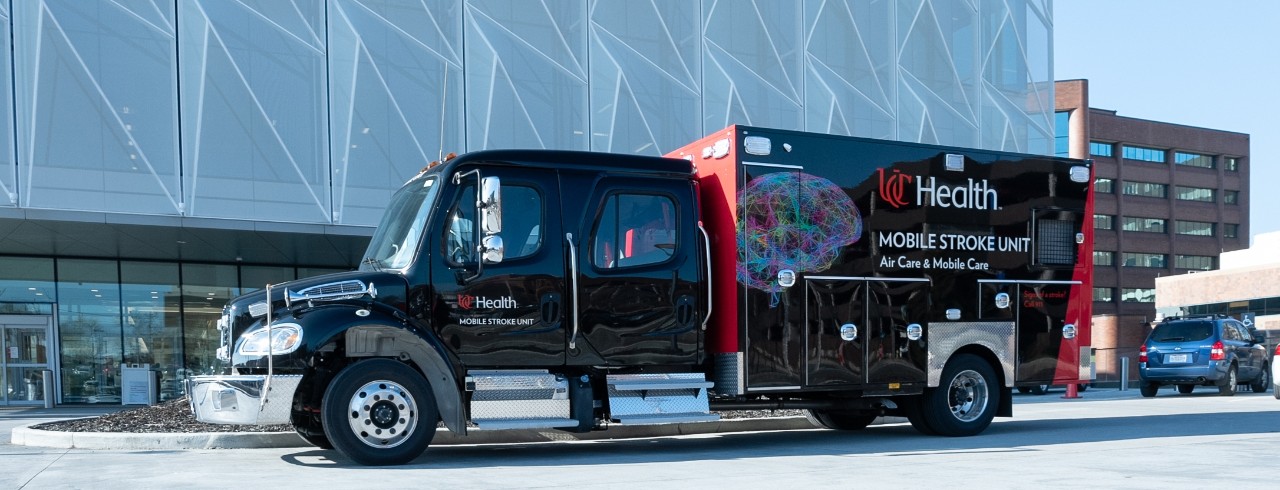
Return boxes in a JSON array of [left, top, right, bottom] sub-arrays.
[[901, 397, 937, 435], [322, 358, 438, 466], [1217, 364, 1237, 396], [1176, 384, 1194, 394], [1139, 382, 1159, 398], [919, 354, 999, 437], [1076, 384, 1089, 392], [805, 409, 879, 430], [1029, 384, 1048, 395], [1249, 363, 1269, 393], [1016, 387, 1031, 394]]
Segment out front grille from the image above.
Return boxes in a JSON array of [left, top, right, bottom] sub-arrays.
[[300, 280, 366, 296]]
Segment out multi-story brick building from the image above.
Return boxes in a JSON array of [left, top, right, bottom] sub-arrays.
[[1055, 79, 1250, 382]]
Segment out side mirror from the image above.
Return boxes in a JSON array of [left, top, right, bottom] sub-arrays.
[[479, 176, 502, 235], [1252, 331, 1266, 344], [481, 235, 504, 264]]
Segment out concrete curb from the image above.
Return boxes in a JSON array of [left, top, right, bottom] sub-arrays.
[[13, 416, 837, 450]]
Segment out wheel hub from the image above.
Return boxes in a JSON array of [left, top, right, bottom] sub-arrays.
[[948, 370, 988, 422], [345, 380, 419, 448]]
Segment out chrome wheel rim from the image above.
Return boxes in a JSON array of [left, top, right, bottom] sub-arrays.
[[345, 379, 419, 449], [948, 369, 988, 422]]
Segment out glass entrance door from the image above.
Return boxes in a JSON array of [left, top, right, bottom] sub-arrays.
[[1, 317, 54, 406]]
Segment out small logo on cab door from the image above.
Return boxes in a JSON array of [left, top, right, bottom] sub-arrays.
[[457, 294, 517, 310]]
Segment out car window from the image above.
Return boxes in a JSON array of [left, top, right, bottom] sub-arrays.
[[1222, 323, 1239, 341], [1149, 321, 1213, 342], [591, 193, 677, 269], [1225, 322, 1244, 341]]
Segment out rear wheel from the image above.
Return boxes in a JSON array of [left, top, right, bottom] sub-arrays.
[[1249, 363, 1269, 393], [805, 409, 879, 431], [1076, 384, 1089, 392], [901, 397, 937, 435], [322, 358, 438, 466], [1176, 384, 1194, 394], [1028, 384, 1048, 395], [920, 354, 998, 437], [1139, 382, 1159, 398], [1217, 364, 1237, 396]]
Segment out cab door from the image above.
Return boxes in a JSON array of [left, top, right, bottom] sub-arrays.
[[566, 174, 702, 366], [433, 165, 567, 366]]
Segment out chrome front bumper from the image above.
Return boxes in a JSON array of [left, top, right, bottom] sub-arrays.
[[187, 374, 303, 425]]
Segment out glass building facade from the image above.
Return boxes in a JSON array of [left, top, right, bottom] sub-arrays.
[[0, 0, 1055, 405]]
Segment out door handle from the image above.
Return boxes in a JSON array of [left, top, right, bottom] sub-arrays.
[[566, 233, 580, 349]]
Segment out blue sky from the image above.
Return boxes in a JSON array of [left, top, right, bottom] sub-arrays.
[[1054, 0, 1280, 244]]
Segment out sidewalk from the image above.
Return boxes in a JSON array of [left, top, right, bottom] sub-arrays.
[[4, 404, 821, 450]]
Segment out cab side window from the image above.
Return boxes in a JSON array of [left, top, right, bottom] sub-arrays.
[[591, 193, 677, 268], [445, 183, 542, 264], [1220, 323, 1239, 341]]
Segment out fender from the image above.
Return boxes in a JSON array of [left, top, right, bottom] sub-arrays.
[[297, 305, 466, 435]]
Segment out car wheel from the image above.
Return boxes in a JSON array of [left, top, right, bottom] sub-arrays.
[[1217, 364, 1237, 396], [322, 358, 438, 466], [1016, 387, 1031, 394], [919, 354, 999, 437], [1139, 382, 1159, 398], [1176, 384, 1194, 394], [1076, 384, 1089, 392], [805, 409, 879, 430], [1250, 363, 1269, 393], [1028, 384, 1048, 395]]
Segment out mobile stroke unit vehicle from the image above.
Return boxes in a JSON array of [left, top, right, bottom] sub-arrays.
[[189, 126, 1095, 465]]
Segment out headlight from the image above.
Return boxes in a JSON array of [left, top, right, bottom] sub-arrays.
[[237, 323, 303, 356]]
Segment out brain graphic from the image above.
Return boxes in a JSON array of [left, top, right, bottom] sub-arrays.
[[736, 172, 863, 293]]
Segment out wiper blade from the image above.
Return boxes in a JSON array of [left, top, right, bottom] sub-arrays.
[[361, 257, 382, 271]]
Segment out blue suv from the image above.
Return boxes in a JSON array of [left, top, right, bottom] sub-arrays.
[[1138, 315, 1270, 397]]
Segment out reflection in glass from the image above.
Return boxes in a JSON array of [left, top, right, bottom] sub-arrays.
[[121, 262, 183, 401], [57, 259, 122, 404], [0, 257, 56, 313], [240, 266, 295, 293], [181, 263, 239, 375]]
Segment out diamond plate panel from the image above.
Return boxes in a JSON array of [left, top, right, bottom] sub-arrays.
[[927, 322, 1015, 388], [467, 370, 570, 420], [188, 374, 301, 425]]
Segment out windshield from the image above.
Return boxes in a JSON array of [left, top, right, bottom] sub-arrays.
[[361, 176, 439, 270], [1149, 321, 1213, 342]]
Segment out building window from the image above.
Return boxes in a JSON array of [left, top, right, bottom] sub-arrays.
[[1094, 214, 1114, 230], [1174, 151, 1214, 168], [1123, 145, 1166, 163], [1122, 252, 1167, 268], [1054, 111, 1070, 157], [1090, 141, 1113, 157], [1174, 220, 1215, 236], [1094, 178, 1114, 194], [1174, 186, 1214, 202], [1122, 181, 1167, 198], [1174, 255, 1215, 270], [1121, 288, 1156, 303], [1223, 223, 1239, 238], [1224, 190, 1239, 205], [1121, 217, 1166, 233], [1094, 250, 1114, 266], [1225, 157, 1240, 171], [1093, 287, 1114, 302]]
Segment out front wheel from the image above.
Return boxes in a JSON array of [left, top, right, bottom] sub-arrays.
[[1249, 363, 1269, 393], [920, 354, 999, 437], [322, 358, 439, 466]]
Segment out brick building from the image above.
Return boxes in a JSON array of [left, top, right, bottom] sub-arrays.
[[1055, 79, 1251, 382]]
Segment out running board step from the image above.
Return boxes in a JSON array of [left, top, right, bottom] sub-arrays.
[[466, 370, 571, 428], [472, 418, 578, 430], [607, 373, 719, 425]]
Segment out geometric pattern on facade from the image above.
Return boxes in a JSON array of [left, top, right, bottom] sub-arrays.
[[3, 0, 1054, 227]]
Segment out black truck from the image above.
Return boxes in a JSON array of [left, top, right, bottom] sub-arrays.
[[189, 126, 1095, 465]]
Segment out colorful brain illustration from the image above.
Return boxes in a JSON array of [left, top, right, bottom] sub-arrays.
[[737, 172, 863, 292]]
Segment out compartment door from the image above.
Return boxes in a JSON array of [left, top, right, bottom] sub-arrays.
[[806, 277, 929, 388], [739, 163, 804, 389]]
